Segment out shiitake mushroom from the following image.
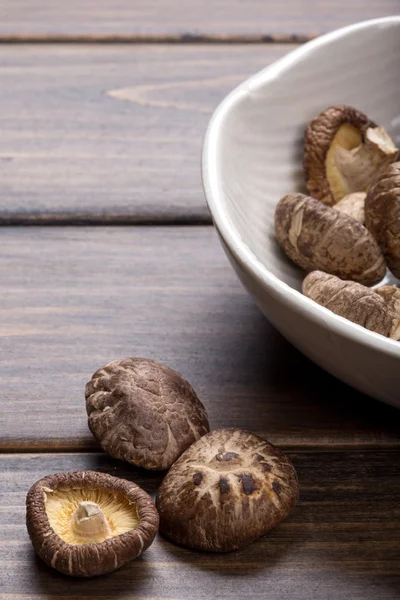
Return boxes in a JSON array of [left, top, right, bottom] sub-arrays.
[[156, 428, 299, 552], [274, 193, 386, 285], [334, 192, 366, 224], [304, 105, 398, 205], [85, 358, 210, 471], [303, 271, 399, 339], [26, 471, 159, 577], [365, 162, 400, 278]]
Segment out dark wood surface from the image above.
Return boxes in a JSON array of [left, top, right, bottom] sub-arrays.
[[1, 3, 400, 598], [1, 1, 398, 38], [1, 452, 400, 599], [0, 44, 292, 223], [1, 227, 400, 451]]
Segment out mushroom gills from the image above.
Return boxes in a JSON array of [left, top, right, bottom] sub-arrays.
[[326, 123, 361, 200], [45, 488, 139, 545], [326, 124, 398, 201]]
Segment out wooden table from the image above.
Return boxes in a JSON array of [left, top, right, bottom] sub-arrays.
[[1, 3, 399, 598]]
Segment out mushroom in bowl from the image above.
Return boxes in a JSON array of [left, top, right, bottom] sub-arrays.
[[202, 17, 400, 408]]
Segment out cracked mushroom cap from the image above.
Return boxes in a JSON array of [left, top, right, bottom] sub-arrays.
[[86, 358, 210, 471], [275, 193, 386, 285], [26, 471, 159, 577], [375, 284, 400, 341], [304, 105, 398, 205], [365, 162, 400, 278], [302, 271, 395, 338], [156, 428, 299, 552]]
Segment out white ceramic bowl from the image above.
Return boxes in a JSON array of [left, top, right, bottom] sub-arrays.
[[202, 17, 400, 408]]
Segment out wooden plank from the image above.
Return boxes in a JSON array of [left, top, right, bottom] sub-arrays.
[[0, 1, 398, 39], [0, 43, 293, 223], [0, 226, 399, 451], [1, 451, 399, 598]]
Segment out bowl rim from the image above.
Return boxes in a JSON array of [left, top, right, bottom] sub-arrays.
[[202, 16, 400, 359]]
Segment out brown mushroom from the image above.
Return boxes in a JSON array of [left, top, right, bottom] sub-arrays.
[[375, 285, 400, 340], [26, 471, 159, 577], [334, 191, 366, 224], [275, 193, 386, 285], [86, 358, 210, 471], [365, 162, 400, 278], [304, 105, 398, 205], [303, 271, 395, 338], [156, 428, 299, 552]]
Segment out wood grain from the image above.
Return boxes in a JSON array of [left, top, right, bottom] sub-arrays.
[[0, 1, 398, 38], [0, 226, 399, 451], [0, 43, 293, 222], [1, 451, 399, 598]]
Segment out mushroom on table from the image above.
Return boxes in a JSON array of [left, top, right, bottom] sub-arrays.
[[156, 428, 299, 552], [85, 358, 210, 470], [26, 471, 159, 577]]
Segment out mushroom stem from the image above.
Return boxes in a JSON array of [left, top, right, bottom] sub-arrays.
[[334, 127, 398, 194], [71, 501, 112, 540], [334, 192, 366, 224]]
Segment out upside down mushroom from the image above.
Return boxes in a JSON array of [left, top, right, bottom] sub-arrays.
[[304, 105, 398, 205], [26, 471, 159, 577], [156, 428, 299, 552], [86, 358, 210, 470], [275, 193, 386, 285]]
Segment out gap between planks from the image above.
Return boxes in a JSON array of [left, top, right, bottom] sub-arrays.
[[2, 442, 400, 454], [0, 215, 213, 226], [0, 33, 311, 44]]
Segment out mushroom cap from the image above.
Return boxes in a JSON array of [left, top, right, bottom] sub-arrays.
[[26, 471, 159, 577], [365, 162, 400, 278], [375, 284, 400, 307], [302, 271, 394, 338], [86, 358, 210, 471], [274, 193, 386, 285], [156, 428, 299, 552], [304, 105, 375, 205], [375, 284, 400, 340]]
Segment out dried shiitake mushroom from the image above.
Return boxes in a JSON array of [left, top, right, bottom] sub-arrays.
[[26, 471, 159, 577], [275, 193, 386, 285], [375, 285, 400, 340], [304, 105, 398, 205], [303, 271, 399, 339], [334, 192, 366, 224], [156, 428, 299, 552], [365, 162, 400, 278], [86, 358, 209, 471], [375, 284, 400, 310]]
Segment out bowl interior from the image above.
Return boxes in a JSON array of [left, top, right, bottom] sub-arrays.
[[208, 18, 400, 293]]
